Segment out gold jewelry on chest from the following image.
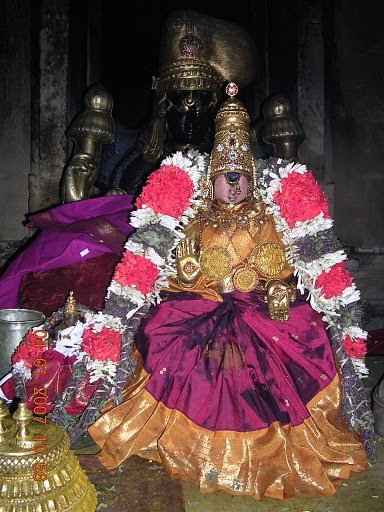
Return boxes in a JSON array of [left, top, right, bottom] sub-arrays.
[[198, 202, 266, 289], [199, 246, 232, 280]]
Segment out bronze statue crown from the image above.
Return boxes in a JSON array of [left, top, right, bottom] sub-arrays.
[[154, 58, 224, 93], [156, 9, 257, 94]]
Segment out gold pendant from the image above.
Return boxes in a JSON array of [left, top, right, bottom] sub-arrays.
[[233, 266, 259, 292], [199, 246, 232, 280], [254, 242, 286, 278]]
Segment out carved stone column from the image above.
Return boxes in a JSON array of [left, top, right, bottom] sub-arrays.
[[297, 0, 327, 191], [0, 0, 31, 249], [28, 0, 71, 212]]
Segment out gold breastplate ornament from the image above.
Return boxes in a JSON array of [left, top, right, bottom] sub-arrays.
[[0, 400, 97, 511], [199, 246, 232, 280], [198, 200, 287, 292], [232, 266, 259, 292], [252, 242, 286, 278]]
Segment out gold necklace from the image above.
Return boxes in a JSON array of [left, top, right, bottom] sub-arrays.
[[198, 201, 266, 291]]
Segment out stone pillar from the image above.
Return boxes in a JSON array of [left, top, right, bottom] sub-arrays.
[[0, 0, 31, 248], [29, 0, 71, 212], [297, 0, 326, 189]]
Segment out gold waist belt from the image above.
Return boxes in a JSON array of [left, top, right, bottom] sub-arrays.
[[217, 274, 267, 294]]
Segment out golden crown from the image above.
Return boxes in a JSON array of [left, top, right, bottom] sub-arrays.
[[0, 401, 97, 511], [208, 83, 255, 181]]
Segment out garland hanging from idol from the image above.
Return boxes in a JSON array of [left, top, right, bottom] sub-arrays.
[[7, 151, 375, 458]]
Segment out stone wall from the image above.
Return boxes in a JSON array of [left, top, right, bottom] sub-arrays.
[[329, 1, 384, 329]]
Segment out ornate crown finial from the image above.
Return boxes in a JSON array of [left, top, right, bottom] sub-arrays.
[[64, 290, 77, 316], [225, 82, 239, 98], [63, 290, 79, 327]]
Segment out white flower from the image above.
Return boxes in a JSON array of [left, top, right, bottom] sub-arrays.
[[162, 151, 193, 170], [302, 250, 347, 278], [289, 214, 334, 240], [342, 326, 368, 340], [108, 281, 145, 305], [31, 324, 49, 342], [84, 312, 126, 334], [85, 358, 118, 384], [157, 214, 179, 230], [55, 320, 85, 357], [12, 362, 31, 380], [130, 207, 159, 228], [351, 358, 370, 379], [124, 241, 165, 267]]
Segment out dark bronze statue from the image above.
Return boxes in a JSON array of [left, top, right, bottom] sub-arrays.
[[61, 9, 258, 200], [60, 11, 305, 201], [60, 85, 115, 203], [121, 9, 259, 195], [262, 94, 305, 160]]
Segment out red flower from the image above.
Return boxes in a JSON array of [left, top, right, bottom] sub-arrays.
[[113, 250, 159, 295], [314, 262, 354, 298], [135, 164, 194, 219], [342, 336, 367, 359], [81, 325, 122, 362], [273, 171, 330, 228], [11, 330, 45, 368]]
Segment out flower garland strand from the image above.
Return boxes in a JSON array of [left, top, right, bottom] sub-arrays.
[[259, 157, 375, 460]]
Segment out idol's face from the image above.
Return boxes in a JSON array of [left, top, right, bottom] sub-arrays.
[[213, 173, 249, 204], [165, 90, 217, 146]]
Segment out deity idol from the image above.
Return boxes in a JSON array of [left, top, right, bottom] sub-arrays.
[[88, 87, 366, 500]]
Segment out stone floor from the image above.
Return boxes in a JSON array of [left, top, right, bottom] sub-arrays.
[[78, 439, 384, 512], [76, 355, 384, 512], [78, 454, 185, 512]]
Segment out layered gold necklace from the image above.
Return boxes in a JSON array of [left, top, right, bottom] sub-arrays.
[[198, 199, 268, 292]]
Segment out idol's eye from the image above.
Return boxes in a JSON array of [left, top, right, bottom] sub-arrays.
[[225, 172, 240, 184]]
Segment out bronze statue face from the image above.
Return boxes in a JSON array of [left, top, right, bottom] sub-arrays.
[[165, 90, 217, 147]]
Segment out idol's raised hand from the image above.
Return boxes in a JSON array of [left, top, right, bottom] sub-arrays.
[[176, 238, 201, 287]]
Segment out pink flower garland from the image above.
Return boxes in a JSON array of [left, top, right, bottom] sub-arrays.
[[113, 251, 160, 295], [342, 336, 367, 359], [273, 171, 330, 228], [81, 325, 122, 362], [261, 160, 368, 368], [314, 262, 354, 299], [135, 164, 194, 218], [11, 330, 45, 368]]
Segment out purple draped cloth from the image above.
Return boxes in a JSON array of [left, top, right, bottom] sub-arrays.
[[136, 289, 336, 432], [0, 196, 134, 309], [90, 286, 366, 497]]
